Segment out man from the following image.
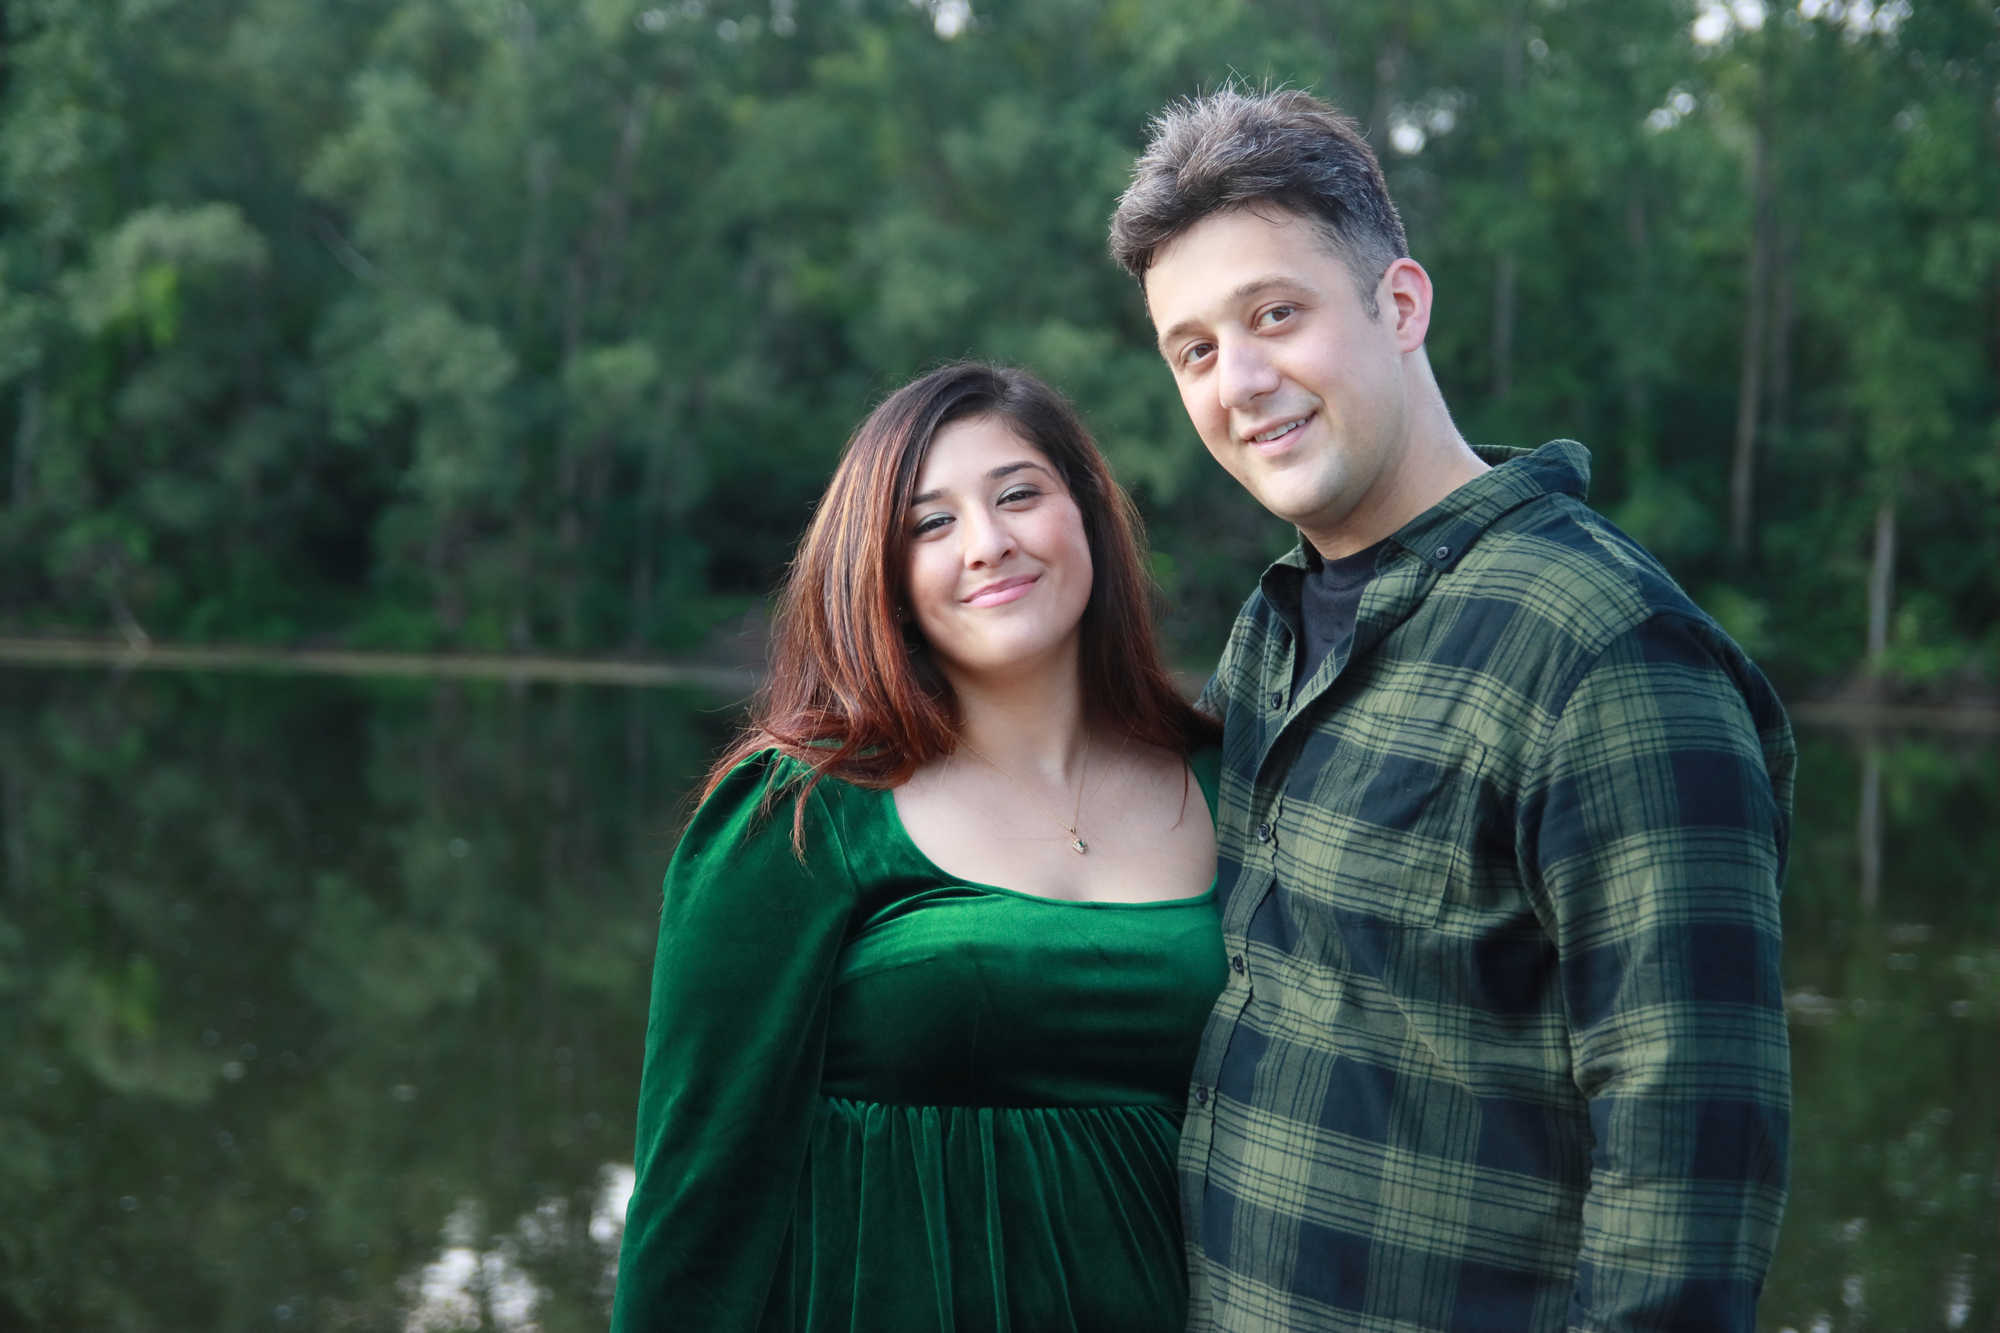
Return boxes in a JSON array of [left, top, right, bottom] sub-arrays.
[[1110, 89, 1794, 1331]]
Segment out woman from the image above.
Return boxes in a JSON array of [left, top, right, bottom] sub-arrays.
[[611, 363, 1225, 1332]]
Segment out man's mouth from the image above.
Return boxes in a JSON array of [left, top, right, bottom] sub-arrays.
[[1246, 413, 1313, 451]]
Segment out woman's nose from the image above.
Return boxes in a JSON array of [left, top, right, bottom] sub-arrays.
[[960, 510, 1016, 567]]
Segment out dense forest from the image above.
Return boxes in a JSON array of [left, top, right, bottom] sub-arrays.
[[0, 0, 1995, 692]]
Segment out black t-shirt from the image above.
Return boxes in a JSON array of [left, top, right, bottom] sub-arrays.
[[1291, 539, 1389, 703]]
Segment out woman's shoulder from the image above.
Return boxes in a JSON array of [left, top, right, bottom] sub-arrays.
[[1183, 742, 1223, 819], [712, 743, 876, 796], [1183, 739, 1222, 780], [673, 746, 871, 887], [687, 744, 875, 846], [699, 746, 852, 817]]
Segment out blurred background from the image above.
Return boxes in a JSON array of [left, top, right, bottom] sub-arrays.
[[0, 0, 1994, 1329]]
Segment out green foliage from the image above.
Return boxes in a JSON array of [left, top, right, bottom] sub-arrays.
[[0, 0, 1994, 683]]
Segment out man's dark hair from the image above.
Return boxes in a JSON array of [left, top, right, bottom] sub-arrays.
[[1109, 88, 1408, 316]]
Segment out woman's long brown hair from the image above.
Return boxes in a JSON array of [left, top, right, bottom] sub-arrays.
[[701, 362, 1218, 843]]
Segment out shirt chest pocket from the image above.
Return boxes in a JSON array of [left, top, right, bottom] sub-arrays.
[[1276, 728, 1490, 929]]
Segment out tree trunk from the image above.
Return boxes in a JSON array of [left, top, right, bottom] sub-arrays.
[[558, 436, 582, 651], [514, 142, 554, 340], [1622, 195, 1651, 477], [508, 505, 535, 651], [11, 376, 40, 510], [1729, 64, 1775, 563], [1858, 742, 1881, 913], [1764, 227, 1795, 440], [1866, 497, 1896, 672], [595, 87, 653, 317], [1491, 253, 1515, 403], [1492, 2, 1523, 406], [429, 508, 465, 638], [105, 585, 151, 650], [628, 419, 669, 651]]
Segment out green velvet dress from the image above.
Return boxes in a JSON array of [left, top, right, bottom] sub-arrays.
[[610, 746, 1226, 1333]]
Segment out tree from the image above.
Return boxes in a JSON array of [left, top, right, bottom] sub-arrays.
[[0, 0, 1992, 692]]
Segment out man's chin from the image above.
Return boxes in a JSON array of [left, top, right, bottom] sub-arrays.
[[1245, 478, 1348, 532]]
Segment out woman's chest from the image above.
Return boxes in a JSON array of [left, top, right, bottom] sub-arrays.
[[817, 890, 1227, 1110]]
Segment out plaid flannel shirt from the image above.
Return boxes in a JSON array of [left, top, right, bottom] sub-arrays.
[[1184, 441, 1794, 1333]]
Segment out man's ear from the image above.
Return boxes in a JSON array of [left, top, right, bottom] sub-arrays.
[[1382, 258, 1433, 354]]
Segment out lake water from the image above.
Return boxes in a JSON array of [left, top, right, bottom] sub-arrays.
[[2, 667, 1992, 1331]]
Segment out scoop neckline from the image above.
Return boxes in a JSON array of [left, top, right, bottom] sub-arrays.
[[876, 761, 1219, 910]]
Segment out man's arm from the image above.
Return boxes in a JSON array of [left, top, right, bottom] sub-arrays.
[[1519, 613, 1792, 1332], [1194, 671, 1224, 719]]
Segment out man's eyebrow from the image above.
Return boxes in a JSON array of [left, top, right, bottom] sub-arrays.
[[908, 459, 1054, 508], [1154, 275, 1310, 355]]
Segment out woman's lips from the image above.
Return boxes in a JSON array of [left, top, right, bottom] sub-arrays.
[[964, 574, 1039, 607]]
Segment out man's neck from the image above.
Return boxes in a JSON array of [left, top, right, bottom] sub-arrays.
[[1300, 372, 1488, 560]]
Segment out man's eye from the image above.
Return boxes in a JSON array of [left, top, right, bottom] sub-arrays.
[[1181, 341, 1215, 367], [1257, 304, 1296, 328]]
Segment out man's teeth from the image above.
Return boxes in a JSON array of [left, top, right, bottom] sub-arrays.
[[1253, 419, 1304, 444]]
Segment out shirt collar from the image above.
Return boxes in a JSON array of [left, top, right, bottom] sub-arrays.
[[1261, 440, 1592, 596]]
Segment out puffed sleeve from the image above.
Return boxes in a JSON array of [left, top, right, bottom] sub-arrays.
[[611, 751, 857, 1332]]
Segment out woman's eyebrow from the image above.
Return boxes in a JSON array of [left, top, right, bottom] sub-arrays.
[[908, 460, 1053, 508], [988, 460, 1054, 482]]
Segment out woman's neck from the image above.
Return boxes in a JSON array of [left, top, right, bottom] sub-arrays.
[[941, 638, 1090, 782]]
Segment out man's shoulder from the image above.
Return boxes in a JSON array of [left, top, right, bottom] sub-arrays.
[[1451, 494, 1791, 758], [1457, 490, 1713, 660], [1204, 485, 1761, 712]]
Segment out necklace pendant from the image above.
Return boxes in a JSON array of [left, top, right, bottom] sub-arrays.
[[1071, 837, 1088, 854]]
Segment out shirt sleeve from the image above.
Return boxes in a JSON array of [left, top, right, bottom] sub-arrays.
[[610, 752, 857, 1332], [1193, 671, 1224, 720], [1518, 613, 1792, 1332]]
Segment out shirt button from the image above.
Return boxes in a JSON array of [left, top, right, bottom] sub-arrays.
[[1194, 1086, 1209, 1106], [1268, 690, 1284, 710], [1230, 954, 1246, 974], [1434, 544, 1451, 560], [1256, 823, 1272, 843]]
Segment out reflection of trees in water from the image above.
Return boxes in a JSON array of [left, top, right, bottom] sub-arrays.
[[400, 1171, 633, 1333], [1, 672, 1992, 1327], [1766, 730, 1999, 1331], [0, 669, 729, 1329]]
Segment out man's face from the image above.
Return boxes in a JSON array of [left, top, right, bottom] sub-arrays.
[[1144, 207, 1423, 547]]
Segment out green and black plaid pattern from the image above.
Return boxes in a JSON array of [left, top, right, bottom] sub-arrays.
[[1182, 442, 1795, 1333]]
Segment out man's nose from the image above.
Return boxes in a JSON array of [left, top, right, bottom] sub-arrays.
[[1216, 336, 1280, 415]]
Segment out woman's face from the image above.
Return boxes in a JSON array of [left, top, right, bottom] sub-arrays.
[[903, 415, 1094, 682]]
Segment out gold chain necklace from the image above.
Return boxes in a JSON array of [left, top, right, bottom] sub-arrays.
[[956, 732, 1092, 854]]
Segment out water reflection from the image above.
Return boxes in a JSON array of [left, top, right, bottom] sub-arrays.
[[1765, 731, 1998, 1331], [0, 670, 1991, 1329], [0, 668, 729, 1330], [400, 1170, 631, 1332]]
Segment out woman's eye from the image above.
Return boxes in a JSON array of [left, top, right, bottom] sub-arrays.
[[998, 486, 1040, 506], [913, 513, 952, 536]]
